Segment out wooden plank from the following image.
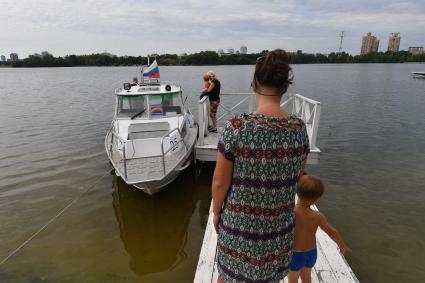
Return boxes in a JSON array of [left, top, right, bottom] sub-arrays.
[[194, 204, 218, 283]]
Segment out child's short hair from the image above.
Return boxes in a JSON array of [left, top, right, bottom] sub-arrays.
[[203, 74, 210, 81], [297, 175, 325, 200]]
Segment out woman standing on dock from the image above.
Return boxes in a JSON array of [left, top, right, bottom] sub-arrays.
[[203, 70, 221, 133], [212, 49, 310, 282]]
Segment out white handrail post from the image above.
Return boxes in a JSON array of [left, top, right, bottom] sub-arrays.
[[206, 100, 211, 129], [301, 100, 306, 120], [248, 93, 255, 113], [198, 97, 210, 145], [198, 99, 205, 145], [310, 102, 321, 149]]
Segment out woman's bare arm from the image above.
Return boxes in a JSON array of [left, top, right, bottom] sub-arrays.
[[212, 152, 233, 231]]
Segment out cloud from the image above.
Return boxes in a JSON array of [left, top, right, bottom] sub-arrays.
[[0, 0, 424, 57]]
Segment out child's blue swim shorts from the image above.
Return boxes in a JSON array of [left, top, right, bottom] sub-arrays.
[[289, 248, 318, 271]]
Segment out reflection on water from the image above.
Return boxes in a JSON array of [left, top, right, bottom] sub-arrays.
[[112, 165, 211, 278], [0, 165, 212, 283]]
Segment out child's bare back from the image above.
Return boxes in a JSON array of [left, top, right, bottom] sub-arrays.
[[292, 205, 323, 252], [288, 175, 351, 283]]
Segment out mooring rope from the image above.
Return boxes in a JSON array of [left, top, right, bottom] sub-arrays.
[[0, 168, 113, 267]]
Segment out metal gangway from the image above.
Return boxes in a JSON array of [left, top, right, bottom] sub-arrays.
[[194, 92, 321, 164]]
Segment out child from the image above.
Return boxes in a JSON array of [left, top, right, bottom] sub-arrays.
[[288, 175, 351, 283], [199, 74, 211, 99]]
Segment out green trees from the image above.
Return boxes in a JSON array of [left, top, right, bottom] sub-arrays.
[[2, 50, 424, 67]]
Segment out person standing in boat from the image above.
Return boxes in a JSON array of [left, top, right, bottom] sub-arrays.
[[131, 77, 139, 86], [212, 49, 310, 283], [203, 70, 221, 133]]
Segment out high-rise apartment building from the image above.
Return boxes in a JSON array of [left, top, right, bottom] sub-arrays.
[[387, 33, 401, 52], [361, 32, 379, 55], [240, 45, 247, 54], [10, 53, 19, 61], [408, 47, 424, 55], [0, 55, 6, 62]]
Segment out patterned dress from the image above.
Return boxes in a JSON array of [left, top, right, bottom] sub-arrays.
[[217, 112, 310, 283]]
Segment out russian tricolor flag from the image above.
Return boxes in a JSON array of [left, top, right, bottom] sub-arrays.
[[143, 60, 160, 79]]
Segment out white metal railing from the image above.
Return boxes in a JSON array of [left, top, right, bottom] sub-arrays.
[[217, 93, 254, 122], [197, 93, 254, 146], [105, 126, 187, 183], [281, 93, 321, 149], [197, 92, 321, 151]]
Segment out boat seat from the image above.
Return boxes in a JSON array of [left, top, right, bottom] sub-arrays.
[[163, 106, 181, 114], [128, 122, 170, 140]]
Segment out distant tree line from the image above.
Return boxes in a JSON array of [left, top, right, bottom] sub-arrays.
[[1, 50, 424, 67]]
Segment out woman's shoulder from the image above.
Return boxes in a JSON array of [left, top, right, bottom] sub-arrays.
[[225, 114, 246, 130], [242, 112, 305, 130], [288, 114, 306, 129]]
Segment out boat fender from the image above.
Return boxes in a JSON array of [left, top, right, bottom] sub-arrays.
[[165, 85, 172, 91]]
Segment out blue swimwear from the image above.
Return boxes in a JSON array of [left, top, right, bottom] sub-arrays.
[[290, 248, 317, 271]]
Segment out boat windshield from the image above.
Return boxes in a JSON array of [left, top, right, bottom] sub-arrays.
[[117, 95, 147, 118], [149, 93, 182, 118]]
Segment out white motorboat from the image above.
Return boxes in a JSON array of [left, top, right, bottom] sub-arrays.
[[412, 72, 425, 78], [105, 75, 197, 195]]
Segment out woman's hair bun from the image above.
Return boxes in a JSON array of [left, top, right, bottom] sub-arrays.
[[253, 49, 293, 94]]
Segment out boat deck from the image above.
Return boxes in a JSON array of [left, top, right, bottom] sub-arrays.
[[194, 204, 359, 283]]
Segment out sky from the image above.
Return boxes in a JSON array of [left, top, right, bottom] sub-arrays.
[[1, 0, 424, 58]]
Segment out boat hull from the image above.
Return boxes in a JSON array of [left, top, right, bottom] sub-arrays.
[[107, 124, 197, 195], [128, 149, 194, 195], [132, 168, 182, 195]]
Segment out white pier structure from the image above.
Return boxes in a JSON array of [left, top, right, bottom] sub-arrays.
[[195, 93, 321, 164], [194, 93, 359, 282]]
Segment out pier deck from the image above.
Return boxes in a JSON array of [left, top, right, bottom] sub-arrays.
[[194, 204, 359, 283], [193, 93, 359, 282]]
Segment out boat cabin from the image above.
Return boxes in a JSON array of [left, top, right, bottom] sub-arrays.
[[115, 83, 184, 120]]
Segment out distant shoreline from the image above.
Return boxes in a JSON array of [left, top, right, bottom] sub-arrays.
[[1, 50, 424, 68], [1, 62, 424, 69]]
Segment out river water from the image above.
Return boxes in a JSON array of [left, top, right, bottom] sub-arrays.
[[0, 64, 424, 283]]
